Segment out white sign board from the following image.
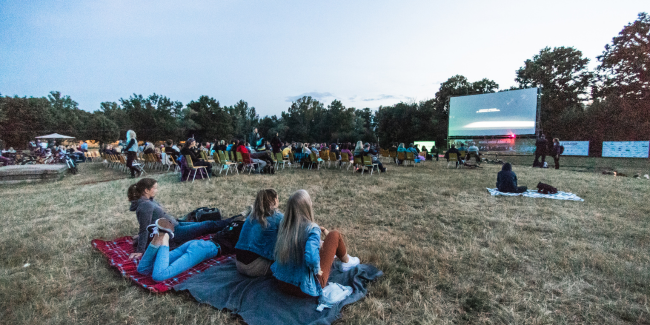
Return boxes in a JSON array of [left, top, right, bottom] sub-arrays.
[[560, 141, 589, 156], [602, 141, 650, 158]]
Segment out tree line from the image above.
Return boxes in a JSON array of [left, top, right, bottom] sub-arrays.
[[1, 13, 648, 155]]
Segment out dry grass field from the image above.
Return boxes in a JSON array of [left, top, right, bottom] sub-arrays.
[[1, 157, 649, 324]]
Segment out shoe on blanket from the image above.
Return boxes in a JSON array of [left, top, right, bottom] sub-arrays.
[[147, 218, 176, 239], [340, 255, 360, 272]]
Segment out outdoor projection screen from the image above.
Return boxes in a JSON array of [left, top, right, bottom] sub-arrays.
[[448, 88, 539, 137]]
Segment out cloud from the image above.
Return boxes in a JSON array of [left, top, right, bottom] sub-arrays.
[[285, 92, 334, 102], [362, 94, 397, 102]]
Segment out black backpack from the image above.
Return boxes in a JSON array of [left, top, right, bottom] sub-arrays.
[[186, 207, 222, 222], [212, 219, 245, 255], [559, 145, 565, 155], [537, 182, 558, 194]]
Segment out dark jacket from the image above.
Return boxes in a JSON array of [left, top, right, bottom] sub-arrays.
[[535, 138, 548, 154], [445, 147, 461, 161], [496, 163, 518, 193], [130, 197, 179, 253], [271, 137, 282, 153], [180, 147, 200, 163]]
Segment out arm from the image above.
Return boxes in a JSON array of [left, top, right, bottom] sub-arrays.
[[135, 203, 154, 253], [304, 227, 322, 275]]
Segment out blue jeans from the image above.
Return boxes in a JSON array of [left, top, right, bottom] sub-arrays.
[[137, 240, 220, 282], [172, 218, 234, 246]]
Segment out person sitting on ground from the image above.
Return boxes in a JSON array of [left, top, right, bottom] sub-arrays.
[[363, 143, 387, 173], [444, 145, 462, 167], [236, 139, 266, 173], [496, 163, 527, 193], [127, 178, 238, 261], [235, 189, 284, 277], [180, 138, 213, 175], [272, 190, 360, 298]]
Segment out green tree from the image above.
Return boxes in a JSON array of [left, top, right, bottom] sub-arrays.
[[186, 96, 233, 142], [228, 100, 259, 141], [85, 113, 120, 145], [593, 12, 650, 100], [515, 47, 592, 133]]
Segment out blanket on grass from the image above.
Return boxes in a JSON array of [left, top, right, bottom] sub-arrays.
[[91, 235, 232, 293], [174, 258, 383, 325], [486, 188, 584, 201]]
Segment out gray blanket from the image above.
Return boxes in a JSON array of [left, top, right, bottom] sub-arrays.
[[174, 258, 383, 325]]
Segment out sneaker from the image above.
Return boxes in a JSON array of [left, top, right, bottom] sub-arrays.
[[340, 255, 360, 272], [148, 218, 175, 239]]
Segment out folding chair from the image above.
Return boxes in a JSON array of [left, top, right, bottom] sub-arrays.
[[183, 155, 209, 182], [274, 152, 287, 170], [329, 151, 339, 168], [406, 152, 416, 167], [240, 152, 259, 174], [397, 152, 406, 166], [447, 153, 460, 168], [341, 152, 351, 170], [352, 156, 362, 173], [309, 152, 322, 170], [362, 155, 378, 175], [218, 151, 238, 175]]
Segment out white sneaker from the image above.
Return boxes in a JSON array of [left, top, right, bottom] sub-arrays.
[[340, 255, 360, 272]]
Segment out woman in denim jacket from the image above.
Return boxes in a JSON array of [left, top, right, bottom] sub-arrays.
[[235, 189, 284, 276], [271, 190, 360, 298]]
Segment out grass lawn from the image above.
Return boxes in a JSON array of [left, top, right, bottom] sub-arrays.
[[1, 157, 649, 324]]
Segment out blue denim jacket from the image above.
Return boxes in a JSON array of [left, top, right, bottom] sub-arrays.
[[271, 223, 322, 297], [235, 211, 284, 261]]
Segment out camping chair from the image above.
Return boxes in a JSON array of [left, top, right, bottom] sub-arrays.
[[167, 154, 179, 172], [320, 151, 329, 167], [218, 151, 238, 175], [240, 152, 259, 174], [405, 152, 416, 167], [274, 152, 287, 170], [309, 152, 322, 170], [362, 155, 378, 175], [397, 152, 406, 166], [352, 156, 363, 173], [183, 155, 209, 182], [84, 151, 93, 163], [329, 151, 339, 168], [389, 150, 397, 164], [341, 152, 351, 170], [288, 152, 297, 168], [447, 153, 460, 168], [464, 152, 482, 168]]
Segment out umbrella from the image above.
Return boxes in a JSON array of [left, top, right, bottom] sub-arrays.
[[35, 133, 76, 139]]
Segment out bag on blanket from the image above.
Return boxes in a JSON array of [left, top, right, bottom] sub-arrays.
[[186, 207, 223, 222], [537, 182, 558, 194], [212, 219, 245, 255]]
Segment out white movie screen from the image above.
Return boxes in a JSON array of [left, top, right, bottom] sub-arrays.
[[448, 88, 538, 137]]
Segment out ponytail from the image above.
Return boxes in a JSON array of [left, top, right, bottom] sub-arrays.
[[127, 178, 157, 201]]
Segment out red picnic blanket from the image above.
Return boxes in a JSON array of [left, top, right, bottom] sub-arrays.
[[91, 235, 234, 293]]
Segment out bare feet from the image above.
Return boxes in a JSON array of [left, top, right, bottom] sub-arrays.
[[340, 254, 349, 263], [151, 233, 169, 246]]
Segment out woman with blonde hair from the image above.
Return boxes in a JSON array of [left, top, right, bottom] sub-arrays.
[[125, 130, 140, 178], [272, 190, 360, 298], [235, 189, 283, 276]]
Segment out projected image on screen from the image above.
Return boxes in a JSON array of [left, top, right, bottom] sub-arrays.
[[448, 88, 538, 136]]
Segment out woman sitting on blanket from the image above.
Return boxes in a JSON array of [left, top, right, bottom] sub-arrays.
[[127, 178, 237, 261], [235, 189, 284, 277], [496, 163, 527, 193], [271, 190, 360, 298]]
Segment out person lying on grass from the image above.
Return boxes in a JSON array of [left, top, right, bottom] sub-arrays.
[[234, 189, 284, 277], [127, 178, 238, 260], [272, 190, 360, 298]]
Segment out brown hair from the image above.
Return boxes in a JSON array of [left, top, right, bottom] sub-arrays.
[[250, 189, 279, 228], [127, 178, 157, 201]]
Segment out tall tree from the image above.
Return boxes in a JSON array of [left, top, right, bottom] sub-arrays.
[[186, 96, 233, 142], [593, 12, 650, 100], [515, 46, 592, 133]]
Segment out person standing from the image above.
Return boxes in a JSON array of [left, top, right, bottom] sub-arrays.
[[125, 130, 140, 178], [250, 128, 260, 147], [533, 134, 547, 167], [551, 138, 562, 169]]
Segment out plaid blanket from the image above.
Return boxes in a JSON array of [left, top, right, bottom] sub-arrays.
[[486, 188, 584, 201], [91, 235, 233, 293]]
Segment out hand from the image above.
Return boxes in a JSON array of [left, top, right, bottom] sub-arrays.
[[317, 270, 323, 276], [129, 252, 143, 260], [319, 227, 329, 237]]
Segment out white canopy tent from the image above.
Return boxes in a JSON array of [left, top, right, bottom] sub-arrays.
[[35, 133, 75, 139]]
